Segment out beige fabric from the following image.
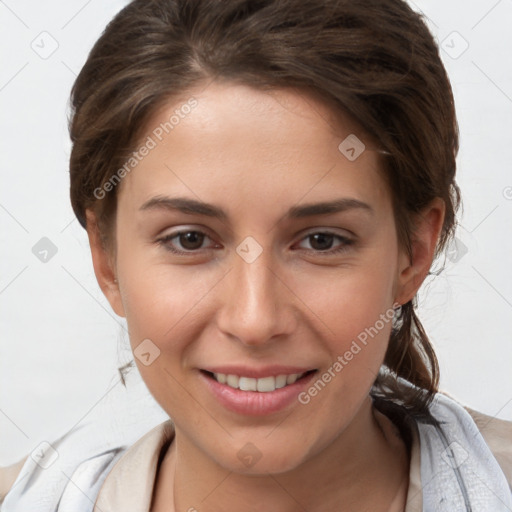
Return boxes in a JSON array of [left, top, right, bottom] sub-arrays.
[[0, 457, 27, 503], [93, 421, 175, 512]]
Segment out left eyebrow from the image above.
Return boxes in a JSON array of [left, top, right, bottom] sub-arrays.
[[138, 196, 374, 219], [286, 198, 374, 218]]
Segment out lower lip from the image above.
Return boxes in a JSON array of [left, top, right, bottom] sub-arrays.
[[199, 370, 317, 416]]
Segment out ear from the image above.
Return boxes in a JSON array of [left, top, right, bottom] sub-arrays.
[[85, 209, 126, 318], [395, 197, 446, 306]]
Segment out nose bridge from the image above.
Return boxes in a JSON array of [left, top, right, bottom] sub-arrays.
[[217, 240, 294, 345]]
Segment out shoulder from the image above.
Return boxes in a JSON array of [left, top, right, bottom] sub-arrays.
[[389, 385, 512, 511], [1, 376, 169, 511], [445, 393, 512, 487], [0, 428, 129, 512], [1, 415, 172, 511], [380, 378, 512, 509], [437, 391, 512, 489]]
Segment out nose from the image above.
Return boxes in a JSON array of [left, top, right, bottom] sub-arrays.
[[215, 244, 297, 347]]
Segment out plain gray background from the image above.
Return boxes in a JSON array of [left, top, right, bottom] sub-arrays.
[[1, 0, 511, 465]]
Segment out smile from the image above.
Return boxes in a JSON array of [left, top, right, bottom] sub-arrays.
[[209, 371, 311, 392], [200, 368, 318, 415]]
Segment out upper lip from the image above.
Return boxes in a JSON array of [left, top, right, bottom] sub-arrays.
[[201, 365, 316, 379]]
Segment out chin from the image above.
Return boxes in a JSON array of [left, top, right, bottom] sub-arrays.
[[214, 444, 308, 476]]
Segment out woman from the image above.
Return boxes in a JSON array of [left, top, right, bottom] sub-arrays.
[[2, 0, 511, 510]]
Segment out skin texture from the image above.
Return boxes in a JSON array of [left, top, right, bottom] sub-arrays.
[[86, 81, 445, 511]]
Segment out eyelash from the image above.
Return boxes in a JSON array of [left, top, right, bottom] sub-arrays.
[[156, 229, 354, 256]]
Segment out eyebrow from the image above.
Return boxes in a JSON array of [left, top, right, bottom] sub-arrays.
[[139, 196, 374, 219]]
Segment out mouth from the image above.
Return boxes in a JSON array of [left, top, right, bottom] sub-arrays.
[[200, 369, 317, 393], [199, 367, 319, 415]]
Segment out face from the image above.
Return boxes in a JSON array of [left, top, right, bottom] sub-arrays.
[[89, 81, 427, 475]]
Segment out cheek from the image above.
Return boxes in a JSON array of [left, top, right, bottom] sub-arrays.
[[290, 246, 398, 395], [294, 253, 397, 343], [296, 276, 395, 430], [116, 260, 206, 407], [116, 245, 223, 362], [311, 279, 394, 384]]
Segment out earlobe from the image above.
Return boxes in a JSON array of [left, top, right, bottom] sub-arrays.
[[85, 209, 126, 318], [395, 198, 446, 306]]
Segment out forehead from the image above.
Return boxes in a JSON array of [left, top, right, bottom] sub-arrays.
[[116, 81, 390, 217]]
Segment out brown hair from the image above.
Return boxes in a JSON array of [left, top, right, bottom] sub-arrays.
[[69, 0, 460, 416]]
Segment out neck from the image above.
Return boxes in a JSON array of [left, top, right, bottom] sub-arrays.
[[154, 397, 409, 512]]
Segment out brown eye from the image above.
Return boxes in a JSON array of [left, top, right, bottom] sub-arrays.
[[178, 231, 205, 250], [296, 231, 354, 255], [157, 229, 214, 254], [308, 233, 335, 251]]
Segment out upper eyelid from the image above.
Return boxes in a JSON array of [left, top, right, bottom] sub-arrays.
[[296, 227, 353, 238]]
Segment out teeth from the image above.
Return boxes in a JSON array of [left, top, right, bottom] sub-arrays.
[[257, 376, 275, 392], [286, 374, 298, 385], [226, 374, 239, 388], [275, 375, 287, 389], [239, 377, 257, 391], [212, 372, 306, 392], [216, 373, 227, 384]]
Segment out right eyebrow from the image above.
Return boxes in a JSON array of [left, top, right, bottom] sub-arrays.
[[139, 196, 228, 220]]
